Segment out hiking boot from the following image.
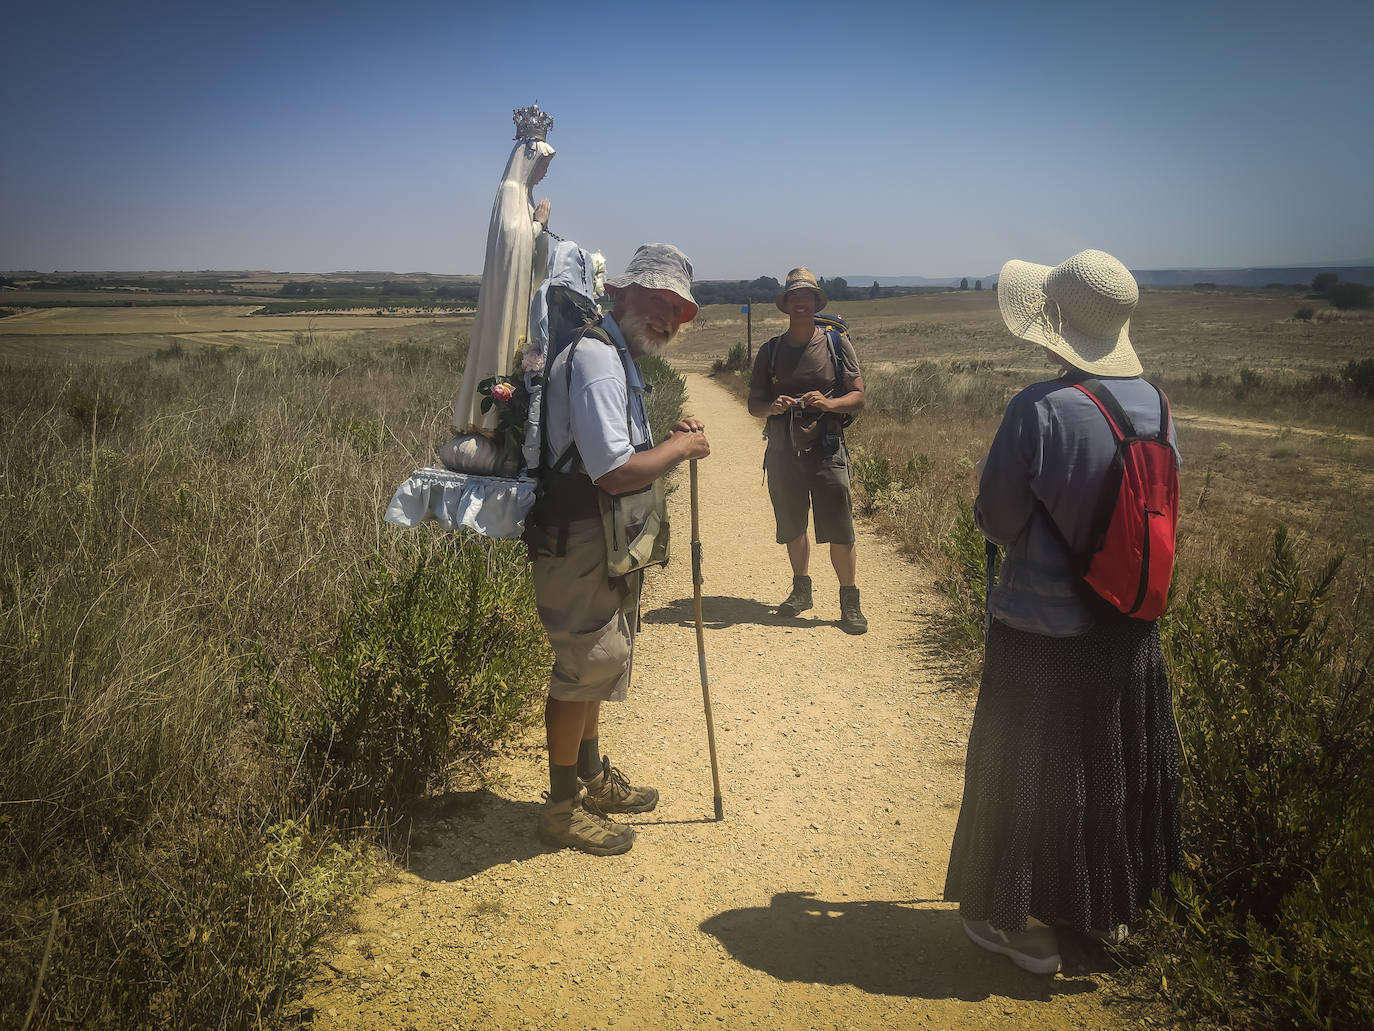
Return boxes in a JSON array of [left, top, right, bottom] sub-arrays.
[[581, 755, 659, 813], [537, 789, 635, 856], [777, 575, 813, 617], [962, 919, 1061, 975], [838, 586, 868, 635]]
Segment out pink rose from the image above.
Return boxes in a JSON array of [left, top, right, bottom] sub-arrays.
[[490, 382, 514, 402]]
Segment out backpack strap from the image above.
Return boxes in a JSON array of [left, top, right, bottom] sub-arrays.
[[530, 321, 617, 558], [1040, 376, 1168, 577], [1068, 377, 1135, 440], [825, 329, 855, 429], [547, 321, 639, 473], [1068, 376, 1170, 447], [767, 328, 848, 396], [825, 330, 845, 396]]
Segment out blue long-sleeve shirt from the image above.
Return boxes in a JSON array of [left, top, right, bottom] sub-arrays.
[[976, 376, 1180, 637]]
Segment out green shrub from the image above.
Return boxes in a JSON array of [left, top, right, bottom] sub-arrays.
[[1234, 366, 1264, 398], [1343, 358, 1374, 398], [1294, 305, 1314, 322], [852, 448, 892, 496], [939, 498, 995, 650], [67, 389, 124, 433], [639, 352, 687, 442], [711, 342, 751, 375], [905, 452, 934, 483], [1328, 282, 1372, 310], [334, 413, 387, 456], [298, 535, 549, 821], [1143, 527, 1374, 1028]]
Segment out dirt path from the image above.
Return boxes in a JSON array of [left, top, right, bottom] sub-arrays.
[[306, 373, 1138, 1030], [1172, 409, 1374, 444]]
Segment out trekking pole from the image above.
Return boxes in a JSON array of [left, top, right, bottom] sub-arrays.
[[690, 459, 724, 821]]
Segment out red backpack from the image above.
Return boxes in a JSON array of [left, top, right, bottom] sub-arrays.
[[1046, 378, 1180, 621]]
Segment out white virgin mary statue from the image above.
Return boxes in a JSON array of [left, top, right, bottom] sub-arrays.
[[450, 111, 555, 433]]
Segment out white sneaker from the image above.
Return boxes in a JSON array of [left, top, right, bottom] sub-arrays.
[[962, 918, 1062, 975], [1082, 924, 1130, 945]]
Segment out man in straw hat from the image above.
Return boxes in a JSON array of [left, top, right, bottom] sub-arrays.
[[748, 267, 868, 634], [529, 243, 710, 856], [944, 249, 1182, 975]]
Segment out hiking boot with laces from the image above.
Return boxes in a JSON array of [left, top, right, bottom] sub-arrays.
[[777, 575, 813, 617], [537, 789, 635, 856], [581, 755, 659, 813], [838, 586, 868, 635]]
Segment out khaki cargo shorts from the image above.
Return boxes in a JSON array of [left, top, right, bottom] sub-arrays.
[[530, 517, 642, 702], [765, 443, 856, 546]]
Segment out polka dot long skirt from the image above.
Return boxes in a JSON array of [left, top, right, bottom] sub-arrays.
[[943, 617, 1182, 933]]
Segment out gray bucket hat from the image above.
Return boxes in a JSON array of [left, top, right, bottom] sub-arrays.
[[605, 243, 699, 324]]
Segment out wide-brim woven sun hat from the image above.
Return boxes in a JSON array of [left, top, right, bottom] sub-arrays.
[[775, 267, 828, 313], [998, 249, 1143, 377], [605, 243, 698, 324]]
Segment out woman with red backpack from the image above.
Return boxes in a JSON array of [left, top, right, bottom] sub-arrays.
[[943, 249, 1183, 975]]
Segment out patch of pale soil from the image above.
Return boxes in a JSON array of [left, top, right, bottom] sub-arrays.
[[1173, 409, 1374, 445], [304, 373, 1146, 1030]]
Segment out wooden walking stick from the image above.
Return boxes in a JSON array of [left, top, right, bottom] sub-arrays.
[[690, 459, 724, 821]]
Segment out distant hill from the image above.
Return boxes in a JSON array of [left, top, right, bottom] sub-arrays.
[[849, 266, 1374, 289], [848, 274, 998, 288], [1129, 266, 1374, 287]]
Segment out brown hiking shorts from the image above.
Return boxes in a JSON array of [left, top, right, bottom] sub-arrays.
[[530, 517, 642, 702], [765, 443, 855, 546]]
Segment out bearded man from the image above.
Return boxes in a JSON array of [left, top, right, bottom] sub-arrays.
[[528, 243, 710, 855]]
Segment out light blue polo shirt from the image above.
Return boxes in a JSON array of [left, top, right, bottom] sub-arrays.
[[543, 316, 653, 482]]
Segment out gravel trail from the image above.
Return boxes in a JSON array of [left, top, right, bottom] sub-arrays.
[[306, 372, 1138, 1030]]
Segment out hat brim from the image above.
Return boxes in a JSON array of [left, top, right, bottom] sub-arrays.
[[605, 277, 698, 324], [997, 259, 1142, 377], [774, 284, 828, 313]]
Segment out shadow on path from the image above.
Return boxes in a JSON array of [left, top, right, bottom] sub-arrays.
[[402, 789, 547, 882], [642, 594, 824, 630], [700, 892, 1106, 1001]]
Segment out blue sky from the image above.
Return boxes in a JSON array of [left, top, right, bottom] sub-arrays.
[[2, 0, 1371, 280]]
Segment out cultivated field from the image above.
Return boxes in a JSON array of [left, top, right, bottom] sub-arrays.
[[0, 304, 473, 361]]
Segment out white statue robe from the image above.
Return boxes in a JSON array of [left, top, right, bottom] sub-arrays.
[[450, 139, 554, 432]]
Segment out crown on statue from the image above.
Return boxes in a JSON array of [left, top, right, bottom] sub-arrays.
[[513, 103, 553, 142]]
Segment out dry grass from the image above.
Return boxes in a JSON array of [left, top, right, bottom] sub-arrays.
[[696, 284, 1374, 663], [0, 323, 558, 1028]]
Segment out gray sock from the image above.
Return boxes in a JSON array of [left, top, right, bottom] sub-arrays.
[[549, 762, 579, 802], [577, 737, 602, 780]]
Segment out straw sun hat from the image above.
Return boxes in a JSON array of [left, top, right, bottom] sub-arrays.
[[998, 249, 1142, 377], [605, 243, 699, 324], [775, 267, 828, 313]]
